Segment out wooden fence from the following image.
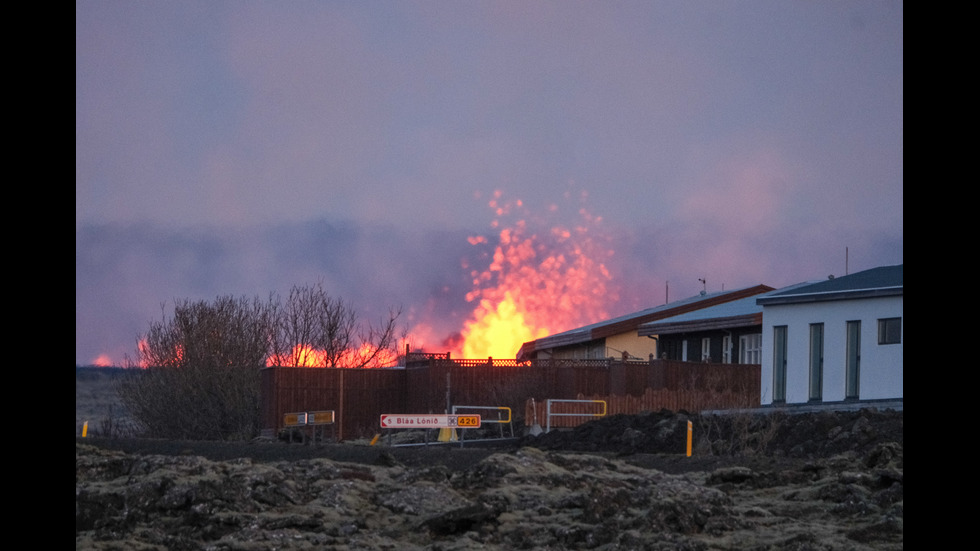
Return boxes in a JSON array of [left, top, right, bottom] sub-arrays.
[[260, 357, 760, 439]]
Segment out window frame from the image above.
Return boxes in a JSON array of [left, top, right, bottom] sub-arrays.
[[740, 333, 762, 364], [877, 317, 902, 345], [846, 320, 861, 399], [772, 326, 788, 403], [808, 323, 824, 401]]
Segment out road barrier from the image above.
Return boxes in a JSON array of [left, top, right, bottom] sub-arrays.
[[451, 405, 514, 440], [545, 399, 607, 433]]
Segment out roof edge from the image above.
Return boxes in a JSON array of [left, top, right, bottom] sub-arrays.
[[638, 313, 762, 336], [757, 286, 903, 306]]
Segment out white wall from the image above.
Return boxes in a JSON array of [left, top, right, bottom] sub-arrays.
[[760, 295, 903, 405]]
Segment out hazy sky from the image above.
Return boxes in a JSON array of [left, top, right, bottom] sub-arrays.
[[76, 1, 903, 366]]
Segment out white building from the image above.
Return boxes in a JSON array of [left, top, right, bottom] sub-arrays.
[[757, 265, 903, 405]]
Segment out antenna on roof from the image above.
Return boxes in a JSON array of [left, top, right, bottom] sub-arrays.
[[699, 278, 706, 296], [846, 246, 849, 275]]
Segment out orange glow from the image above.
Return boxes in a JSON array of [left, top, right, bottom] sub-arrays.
[[92, 354, 114, 367], [131, 338, 185, 369], [266, 343, 398, 368], [461, 292, 549, 359], [448, 189, 618, 359]]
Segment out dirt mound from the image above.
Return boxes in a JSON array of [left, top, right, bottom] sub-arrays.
[[525, 407, 904, 459], [77, 408, 903, 549]]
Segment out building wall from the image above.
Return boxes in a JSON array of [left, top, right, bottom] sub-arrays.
[[658, 327, 763, 363], [605, 331, 659, 360], [546, 341, 606, 360], [760, 295, 903, 405]]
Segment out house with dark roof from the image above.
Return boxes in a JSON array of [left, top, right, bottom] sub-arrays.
[[516, 284, 774, 361], [636, 283, 810, 364], [756, 264, 903, 406]]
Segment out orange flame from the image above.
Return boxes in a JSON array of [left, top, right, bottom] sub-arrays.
[[266, 343, 398, 368], [447, 189, 617, 359]]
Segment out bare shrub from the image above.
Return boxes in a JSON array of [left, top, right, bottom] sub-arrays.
[[118, 284, 401, 441], [117, 295, 273, 440], [696, 410, 786, 456]]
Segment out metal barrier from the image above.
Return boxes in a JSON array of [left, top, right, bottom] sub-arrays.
[[452, 405, 514, 439], [545, 399, 607, 433]]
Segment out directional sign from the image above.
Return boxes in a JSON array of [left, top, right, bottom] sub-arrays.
[[284, 412, 308, 426], [380, 414, 481, 429], [308, 410, 335, 425]]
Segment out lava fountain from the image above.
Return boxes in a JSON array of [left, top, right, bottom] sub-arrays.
[[436, 189, 618, 359]]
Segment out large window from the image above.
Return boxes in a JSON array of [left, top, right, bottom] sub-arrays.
[[772, 326, 787, 403], [878, 317, 902, 345], [846, 321, 861, 399], [809, 323, 824, 401], [740, 334, 762, 364]]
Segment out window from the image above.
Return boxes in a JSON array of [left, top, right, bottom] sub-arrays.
[[846, 321, 861, 399], [772, 327, 787, 403], [722, 335, 732, 363], [701, 337, 711, 362], [740, 334, 762, 364], [878, 317, 901, 344], [681, 339, 688, 361], [809, 323, 824, 401]]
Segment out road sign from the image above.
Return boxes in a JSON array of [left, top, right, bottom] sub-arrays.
[[380, 414, 481, 429], [284, 412, 308, 426], [307, 410, 335, 425]]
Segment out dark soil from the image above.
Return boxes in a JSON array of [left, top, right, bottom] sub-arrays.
[[78, 407, 902, 473], [77, 407, 903, 550]]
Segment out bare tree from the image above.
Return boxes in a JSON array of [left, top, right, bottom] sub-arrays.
[[267, 282, 401, 368], [118, 284, 401, 440]]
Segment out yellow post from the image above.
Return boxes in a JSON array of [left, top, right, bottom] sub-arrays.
[[82, 421, 88, 438], [369, 433, 381, 446], [686, 420, 692, 457]]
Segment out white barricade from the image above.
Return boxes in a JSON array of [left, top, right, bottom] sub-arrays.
[[545, 399, 607, 433]]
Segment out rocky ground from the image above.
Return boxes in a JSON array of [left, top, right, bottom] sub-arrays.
[[76, 408, 903, 550]]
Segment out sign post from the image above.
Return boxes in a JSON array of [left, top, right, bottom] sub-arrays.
[[283, 411, 336, 444], [379, 414, 481, 429], [686, 420, 693, 457]]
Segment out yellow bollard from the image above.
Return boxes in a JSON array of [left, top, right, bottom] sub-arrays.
[[686, 420, 692, 457], [82, 421, 88, 438], [369, 433, 381, 446]]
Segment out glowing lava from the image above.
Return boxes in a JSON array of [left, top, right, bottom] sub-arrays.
[[448, 189, 618, 359], [266, 343, 398, 368]]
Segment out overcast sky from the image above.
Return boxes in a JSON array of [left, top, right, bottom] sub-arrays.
[[76, 1, 903, 366]]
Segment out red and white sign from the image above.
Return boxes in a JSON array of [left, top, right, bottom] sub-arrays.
[[380, 414, 481, 429]]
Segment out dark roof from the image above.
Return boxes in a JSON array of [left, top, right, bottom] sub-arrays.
[[516, 284, 774, 359], [638, 282, 810, 336], [756, 264, 903, 306]]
